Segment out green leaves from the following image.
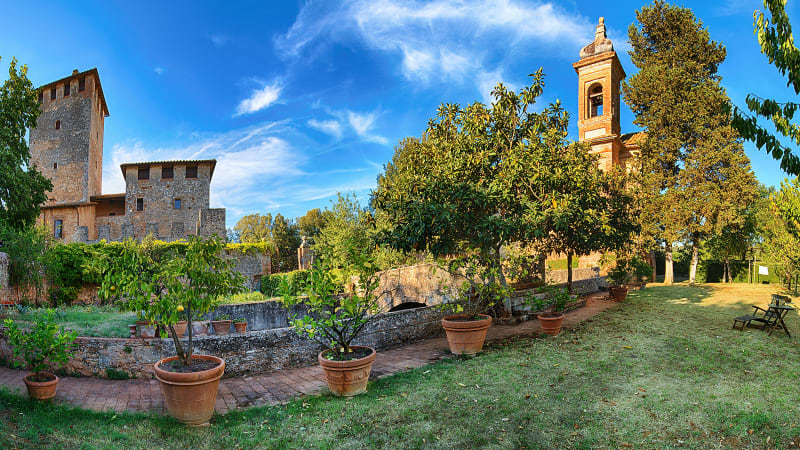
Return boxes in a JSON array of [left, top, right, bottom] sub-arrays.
[[3, 309, 77, 374]]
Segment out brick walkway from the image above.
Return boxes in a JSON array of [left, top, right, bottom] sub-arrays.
[[0, 294, 616, 415]]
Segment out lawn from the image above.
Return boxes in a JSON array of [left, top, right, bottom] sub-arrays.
[[1, 283, 799, 449], [8, 305, 135, 338]]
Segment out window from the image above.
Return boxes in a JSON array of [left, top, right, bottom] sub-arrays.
[[54, 220, 63, 239], [162, 165, 174, 179], [64, 82, 70, 97], [185, 165, 198, 178], [53, 162, 58, 170], [50, 88, 56, 100], [138, 166, 150, 180], [38, 91, 43, 103], [55, 120, 61, 130], [174, 198, 182, 209], [136, 198, 144, 211], [78, 77, 85, 92], [588, 84, 603, 118]]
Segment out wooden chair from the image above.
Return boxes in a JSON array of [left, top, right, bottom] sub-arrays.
[[732, 294, 794, 336]]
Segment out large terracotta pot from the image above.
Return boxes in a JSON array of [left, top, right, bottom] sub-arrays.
[[171, 321, 187, 338], [211, 320, 232, 335], [153, 354, 225, 427], [318, 346, 376, 397], [441, 314, 492, 355], [609, 286, 628, 302], [537, 313, 565, 336], [23, 372, 58, 401]]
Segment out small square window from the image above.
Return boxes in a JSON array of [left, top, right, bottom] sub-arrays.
[[64, 82, 70, 97], [185, 165, 198, 178], [55, 120, 61, 130], [78, 78, 85, 92], [50, 88, 56, 100], [53, 162, 58, 170], [136, 198, 144, 211], [162, 166, 174, 179], [138, 166, 150, 180], [174, 198, 181, 209], [54, 220, 63, 239]]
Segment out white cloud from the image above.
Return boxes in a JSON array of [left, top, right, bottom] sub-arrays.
[[210, 34, 228, 48], [154, 67, 164, 75], [346, 110, 388, 144], [307, 119, 343, 139], [234, 81, 283, 116]]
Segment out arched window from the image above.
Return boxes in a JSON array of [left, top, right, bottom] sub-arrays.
[[588, 84, 603, 118]]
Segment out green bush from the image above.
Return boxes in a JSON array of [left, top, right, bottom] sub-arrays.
[[261, 270, 310, 297], [696, 260, 782, 283], [2, 309, 77, 378], [105, 368, 133, 380]]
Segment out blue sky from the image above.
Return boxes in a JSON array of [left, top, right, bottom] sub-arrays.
[[1, 0, 797, 227]]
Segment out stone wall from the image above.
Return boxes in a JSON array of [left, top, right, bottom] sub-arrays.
[[0, 252, 9, 301], [375, 263, 464, 310], [0, 305, 444, 378]]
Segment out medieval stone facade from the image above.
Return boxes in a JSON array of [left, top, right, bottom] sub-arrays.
[[30, 68, 225, 243]]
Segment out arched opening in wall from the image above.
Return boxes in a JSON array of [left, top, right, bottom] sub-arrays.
[[588, 84, 603, 118], [389, 302, 427, 312]]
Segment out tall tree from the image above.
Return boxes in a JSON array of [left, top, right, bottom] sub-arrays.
[[297, 208, 327, 242], [731, 0, 800, 176], [233, 213, 272, 243], [623, 1, 757, 284], [0, 57, 52, 230], [271, 213, 301, 272]]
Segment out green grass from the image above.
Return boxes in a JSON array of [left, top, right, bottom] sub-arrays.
[[1, 284, 799, 448], [217, 291, 271, 304], [11, 305, 135, 338], [546, 258, 580, 270]]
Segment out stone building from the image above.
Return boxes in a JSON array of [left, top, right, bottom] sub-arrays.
[[30, 68, 225, 243], [573, 17, 644, 171]]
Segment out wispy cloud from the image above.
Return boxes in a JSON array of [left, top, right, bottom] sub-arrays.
[[346, 110, 387, 144], [154, 66, 165, 75], [210, 33, 229, 48], [308, 118, 343, 139], [234, 81, 283, 116]]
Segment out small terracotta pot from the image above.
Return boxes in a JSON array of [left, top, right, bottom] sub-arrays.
[[233, 322, 247, 333], [171, 321, 187, 338], [23, 372, 59, 401], [318, 346, 376, 396], [153, 354, 225, 427], [211, 320, 232, 335], [137, 320, 156, 339], [441, 314, 492, 355], [538, 313, 565, 336], [191, 321, 208, 336], [609, 286, 628, 302]]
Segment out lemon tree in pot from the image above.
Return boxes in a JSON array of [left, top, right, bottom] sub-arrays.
[[528, 285, 571, 336], [3, 309, 77, 401], [606, 259, 632, 302], [95, 235, 244, 426], [279, 242, 387, 397]]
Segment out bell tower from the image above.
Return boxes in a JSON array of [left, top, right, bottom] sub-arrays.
[[573, 18, 627, 171]]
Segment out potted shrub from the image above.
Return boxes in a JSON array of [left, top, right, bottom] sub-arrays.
[[2, 309, 77, 401], [233, 318, 247, 333], [279, 243, 387, 396], [606, 260, 631, 301], [96, 235, 244, 426], [629, 256, 653, 290], [529, 285, 571, 336], [211, 314, 231, 335]]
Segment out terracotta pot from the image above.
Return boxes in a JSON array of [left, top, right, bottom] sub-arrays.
[[137, 320, 156, 339], [211, 320, 232, 335], [128, 324, 138, 338], [153, 354, 225, 427], [609, 286, 628, 302], [441, 314, 492, 355], [537, 313, 565, 336], [171, 321, 187, 338], [318, 346, 376, 396], [23, 372, 59, 401], [233, 322, 247, 333], [191, 321, 208, 336]]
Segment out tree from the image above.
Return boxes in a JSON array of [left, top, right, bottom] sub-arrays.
[[233, 213, 272, 243], [315, 194, 371, 269], [297, 208, 327, 242], [762, 178, 800, 286], [623, 1, 758, 284], [0, 223, 48, 304], [271, 213, 301, 272], [731, 0, 800, 175], [0, 57, 52, 231]]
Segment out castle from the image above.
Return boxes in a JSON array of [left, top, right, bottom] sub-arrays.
[[29, 68, 226, 243]]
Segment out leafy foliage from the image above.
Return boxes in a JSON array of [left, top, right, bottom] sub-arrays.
[[260, 270, 310, 297], [0, 223, 48, 304], [3, 309, 77, 377]]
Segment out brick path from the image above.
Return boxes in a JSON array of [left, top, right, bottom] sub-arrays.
[[0, 294, 615, 415]]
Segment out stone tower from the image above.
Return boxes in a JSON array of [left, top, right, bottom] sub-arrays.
[[30, 68, 108, 205], [572, 18, 632, 171]]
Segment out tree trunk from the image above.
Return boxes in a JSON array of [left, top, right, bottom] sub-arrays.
[[567, 252, 573, 294], [724, 259, 731, 283], [689, 239, 700, 285], [748, 259, 751, 284], [186, 303, 193, 366], [664, 246, 674, 285], [496, 246, 511, 316], [648, 250, 657, 282]]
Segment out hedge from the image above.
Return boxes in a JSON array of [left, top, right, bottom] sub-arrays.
[[260, 270, 310, 297], [696, 260, 783, 284]]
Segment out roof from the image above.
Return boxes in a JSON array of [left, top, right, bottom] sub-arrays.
[[90, 193, 125, 201], [41, 201, 96, 209], [37, 68, 109, 117], [119, 159, 217, 179], [620, 132, 646, 147]]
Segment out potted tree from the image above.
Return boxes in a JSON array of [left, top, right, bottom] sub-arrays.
[[606, 259, 632, 301], [2, 309, 77, 401], [279, 242, 387, 396], [529, 285, 571, 336], [96, 235, 244, 426], [628, 256, 653, 290]]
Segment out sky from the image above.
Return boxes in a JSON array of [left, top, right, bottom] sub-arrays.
[[1, 0, 798, 228]]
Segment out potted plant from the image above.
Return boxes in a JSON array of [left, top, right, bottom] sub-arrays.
[[233, 318, 247, 333], [2, 309, 77, 400], [438, 255, 506, 355], [96, 235, 244, 426], [211, 314, 231, 335], [529, 285, 571, 336], [279, 242, 387, 396], [628, 256, 653, 290], [606, 259, 631, 301]]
